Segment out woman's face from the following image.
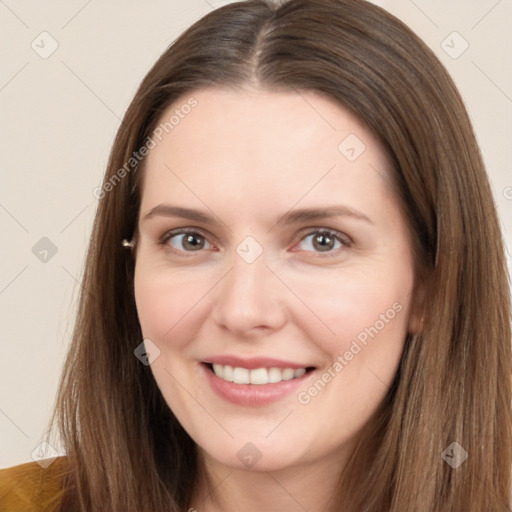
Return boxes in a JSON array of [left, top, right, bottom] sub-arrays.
[[134, 86, 421, 473]]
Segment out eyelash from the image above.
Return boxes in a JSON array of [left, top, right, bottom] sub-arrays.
[[158, 227, 352, 258]]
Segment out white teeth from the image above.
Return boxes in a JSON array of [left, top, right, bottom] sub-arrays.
[[281, 368, 295, 381], [223, 365, 234, 382], [268, 367, 282, 383], [211, 364, 309, 385], [212, 364, 223, 377], [249, 368, 268, 384], [233, 367, 250, 384]]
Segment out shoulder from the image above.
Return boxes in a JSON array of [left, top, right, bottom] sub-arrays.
[[0, 456, 67, 512]]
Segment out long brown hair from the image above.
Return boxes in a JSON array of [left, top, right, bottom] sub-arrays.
[[45, 0, 512, 510]]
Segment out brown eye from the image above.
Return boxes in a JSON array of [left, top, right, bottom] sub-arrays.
[[161, 230, 213, 252], [313, 231, 336, 251], [297, 229, 347, 254]]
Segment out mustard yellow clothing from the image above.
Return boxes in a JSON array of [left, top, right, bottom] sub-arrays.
[[0, 457, 66, 512]]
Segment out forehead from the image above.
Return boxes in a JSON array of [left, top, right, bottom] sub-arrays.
[[139, 87, 395, 220]]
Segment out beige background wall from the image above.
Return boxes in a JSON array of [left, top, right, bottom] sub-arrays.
[[1, 0, 511, 468]]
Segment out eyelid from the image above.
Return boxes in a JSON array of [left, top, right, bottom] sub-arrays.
[[292, 227, 352, 256], [158, 227, 216, 253], [296, 226, 352, 245], [158, 226, 352, 256]]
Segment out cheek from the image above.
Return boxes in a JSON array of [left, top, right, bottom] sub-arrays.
[[285, 263, 413, 358], [133, 263, 210, 428], [134, 271, 178, 341], [134, 261, 223, 362], [287, 263, 412, 430]]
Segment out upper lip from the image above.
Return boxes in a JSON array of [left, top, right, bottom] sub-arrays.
[[203, 355, 314, 370]]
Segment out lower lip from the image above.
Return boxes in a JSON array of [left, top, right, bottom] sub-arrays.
[[202, 364, 312, 407]]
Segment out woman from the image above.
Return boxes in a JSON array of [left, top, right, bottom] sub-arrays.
[[1, 0, 510, 510]]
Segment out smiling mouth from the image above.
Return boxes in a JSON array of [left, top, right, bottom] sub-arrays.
[[203, 363, 315, 385]]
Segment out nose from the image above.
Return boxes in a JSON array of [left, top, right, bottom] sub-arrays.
[[211, 248, 287, 339]]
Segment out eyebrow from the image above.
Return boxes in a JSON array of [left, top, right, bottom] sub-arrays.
[[142, 204, 373, 227]]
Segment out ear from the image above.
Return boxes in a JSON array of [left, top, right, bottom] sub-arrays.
[[408, 279, 426, 335]]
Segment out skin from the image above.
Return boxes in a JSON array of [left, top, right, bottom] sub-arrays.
[[133, 86, 423, 511]]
